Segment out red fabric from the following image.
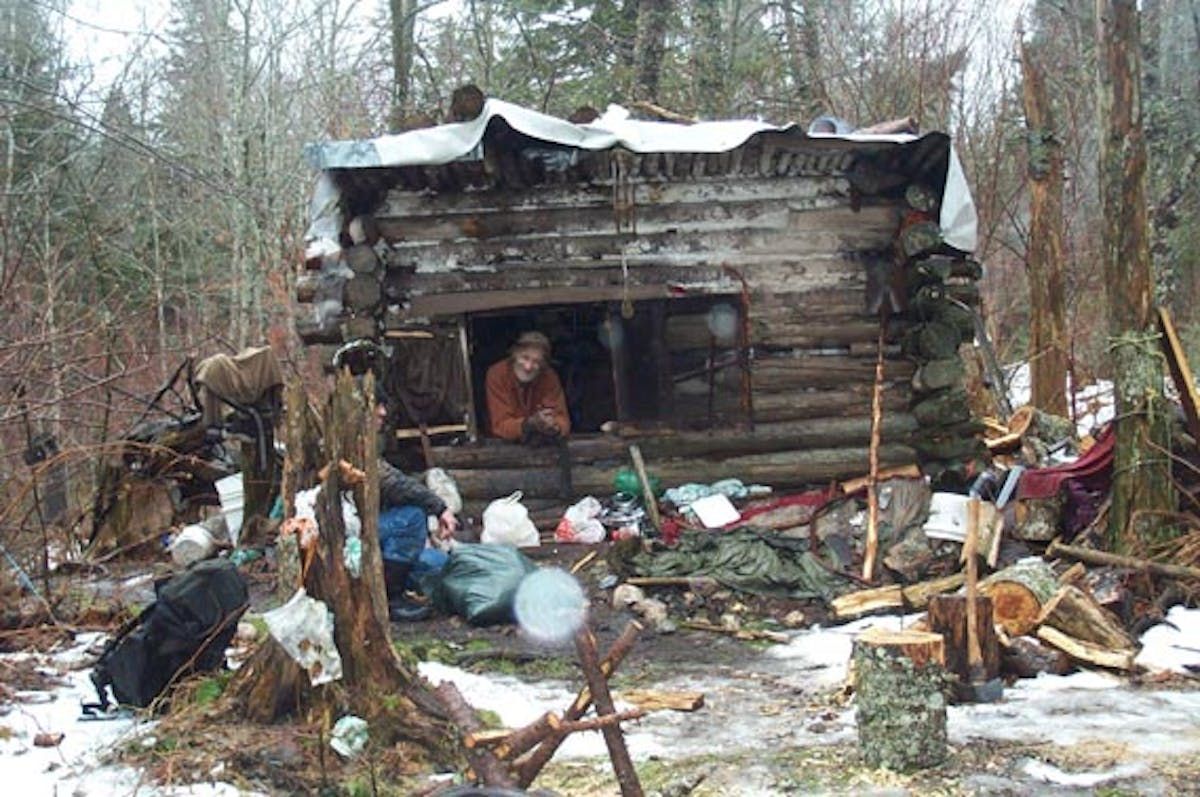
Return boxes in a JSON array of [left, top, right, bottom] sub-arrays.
[[1017, 425, 1115, 500], [731, 488, 836, 527]]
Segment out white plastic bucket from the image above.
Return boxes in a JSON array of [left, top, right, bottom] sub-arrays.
[[170, 524, 215, 567], [216, 473, 245, 546]]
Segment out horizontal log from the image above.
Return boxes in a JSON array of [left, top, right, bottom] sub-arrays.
[[382, 212, 896, 271], [831, 572, 965, 619], [378, 173, 856, 220], [1046, 540, 1200, 582], [377, 192, 855, 243], [447, 444, 918, 500], [432, 416, 921, 469], [675, 387, 910, 424]]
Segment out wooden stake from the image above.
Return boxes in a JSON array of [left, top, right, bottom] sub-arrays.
[[862, 314, 887, 581], [574, 627, 644, 797], [629, 445, 662, 534]]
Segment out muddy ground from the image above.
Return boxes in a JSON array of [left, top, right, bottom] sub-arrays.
[[3, 543, 1199, 796]]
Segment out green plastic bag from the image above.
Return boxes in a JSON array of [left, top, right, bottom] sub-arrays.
[[430, 544, 538, 626]]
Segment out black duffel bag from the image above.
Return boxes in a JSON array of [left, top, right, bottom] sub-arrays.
[[86, 557, 249, 711]]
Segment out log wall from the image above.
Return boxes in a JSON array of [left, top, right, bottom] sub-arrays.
[[298, 130, 980, 504]]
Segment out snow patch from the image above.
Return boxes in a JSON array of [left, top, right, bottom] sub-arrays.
[[1021, 758, 1148, 787], [1136, 606, 1200, 674]]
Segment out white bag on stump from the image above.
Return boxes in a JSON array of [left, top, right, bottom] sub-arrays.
[[481, 491, 540, 547]]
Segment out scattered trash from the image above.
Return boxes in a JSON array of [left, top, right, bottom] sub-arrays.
[[555, 496, 606, 543], [169, 524, 216, 567], [262, 588, 343, 686], [426, 467, 463, 515], [481, 491, 540, 547], [330, 715, 369, 758], [689, 494, 741, 529]]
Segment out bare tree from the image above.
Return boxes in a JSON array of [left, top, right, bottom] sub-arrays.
[[1020, 39, 1070, 417], [1095, 0, 1173, 549]]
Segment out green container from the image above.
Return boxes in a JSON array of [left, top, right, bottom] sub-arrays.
[[613, 467, 661, 499]]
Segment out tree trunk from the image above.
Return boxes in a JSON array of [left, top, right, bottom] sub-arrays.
[[1095, 0, 1174, 551], [691, 0, 724, 117], [389, 0, 418, 131], [225, 374, 457, 766], [633, 0, 672, 102], [781, 0, 828, 117], [1020, 39, 1070, 418]]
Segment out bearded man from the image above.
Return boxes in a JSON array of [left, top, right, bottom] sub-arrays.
[[484, 331, 571, 444]]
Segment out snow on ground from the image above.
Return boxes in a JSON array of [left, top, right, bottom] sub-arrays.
[[424, 609, 1200, 765], [1003, 362, 1115, 437], [0, 633, 254, 796], [4, 611, 1198, 791]]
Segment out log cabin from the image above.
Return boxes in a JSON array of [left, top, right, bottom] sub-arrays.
[[297, 98, 985, 519]]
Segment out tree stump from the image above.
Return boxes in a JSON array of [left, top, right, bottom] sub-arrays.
[[854, 641, 948, 772], [223, 373, 457, 766]]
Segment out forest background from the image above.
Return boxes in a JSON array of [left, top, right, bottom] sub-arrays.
[[1, 0, 1197, 561]]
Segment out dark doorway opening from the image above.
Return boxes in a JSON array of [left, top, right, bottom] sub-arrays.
[[469, 305, 617, 436]]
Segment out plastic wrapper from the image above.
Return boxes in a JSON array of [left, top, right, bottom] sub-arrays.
[[262, 588, 342, 686], [554, 495, 606, 543], [330, 715, 369, 758]]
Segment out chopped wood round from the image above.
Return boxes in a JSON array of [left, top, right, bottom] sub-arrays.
[[853, 640, 948, 772], [979, 557, 1058, 636]]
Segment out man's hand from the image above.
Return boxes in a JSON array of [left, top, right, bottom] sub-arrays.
[[524, 407, 561, 435], [436, 508, 459, 540]]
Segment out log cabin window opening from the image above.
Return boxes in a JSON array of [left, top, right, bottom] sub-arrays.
[[465, 297, 747, 437]]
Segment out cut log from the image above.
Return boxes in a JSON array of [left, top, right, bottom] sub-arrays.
[[1035, 625, 1136, 671], [831, 573, 965, 620], [854, 627, 946, 669], [832, 585, 903, 619], [978, 557, 1058, 635], [853, 636, 948, 772], [343, 274, 381, 311], [926, 595, 1001, 684], [614, 690, 705, 712], [1035, 585, 1135, 651], [434, 681, 516, 787], [1000, 634, 1071, 678]]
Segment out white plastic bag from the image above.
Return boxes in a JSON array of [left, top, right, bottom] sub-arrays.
[[555, 496, 606, 543], [481, 491, 540, 547], [262, 588, 343, 686], [425, 467, 463, 515]]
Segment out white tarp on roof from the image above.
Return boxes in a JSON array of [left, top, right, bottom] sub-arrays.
[[304, 99, 977, 257]]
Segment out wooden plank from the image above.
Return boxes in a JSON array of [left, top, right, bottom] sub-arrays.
[[1158, 306, 1200, 444]]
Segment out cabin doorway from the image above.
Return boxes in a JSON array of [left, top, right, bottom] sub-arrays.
[[468, 305, 618, 436], [467, 296, 746, 438]]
